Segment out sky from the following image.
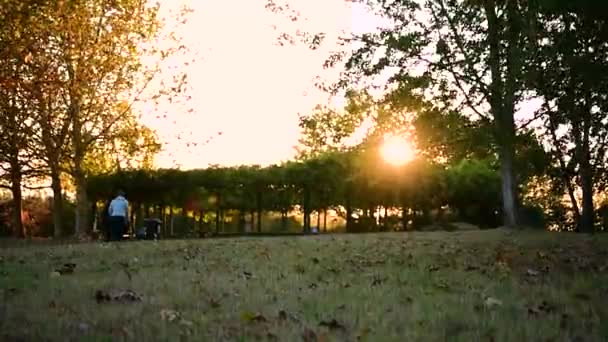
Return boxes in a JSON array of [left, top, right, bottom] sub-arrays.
[[138, 0, 377, 169]]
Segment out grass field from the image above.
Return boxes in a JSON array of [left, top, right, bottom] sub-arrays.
[[1, 229, 607, 341]]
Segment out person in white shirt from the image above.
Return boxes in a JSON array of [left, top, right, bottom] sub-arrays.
[[108, 190, 129, 241]]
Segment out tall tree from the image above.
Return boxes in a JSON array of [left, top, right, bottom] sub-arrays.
[[269, 0, 536, 227], [0, 0, 42, 237], [42, 0, 191, 234], [530, 4, 608, 232]]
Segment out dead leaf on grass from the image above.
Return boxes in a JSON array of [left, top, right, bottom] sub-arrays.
[[4, 288, 18, 297], [371, 275, 387, 287], [526, 268, 540, 277], [302, 328, 317, 342], [242, 271, 253, 280], [484, 297, 503, 309], [427, 265, 440, 272], [49, 271, 61, 278], [209, 298, 221, 308], [312, 257, 320, 264], [527, 301, 555, 316], [56, 263, 76, 275], [179, 319, 194, 327], [319, 318, 346, 331], [326, 267, 339, 274], [48, 300, 74, 315], [111, 326, 132, 338], [464, 265, 479, 271], [95, 289, 142, 303], [160, 309, 180, 322], [537, 251, 548, 259], [241, 311, 267, 323], [573, 293, 591, 301], [434, 281, 450, 291]]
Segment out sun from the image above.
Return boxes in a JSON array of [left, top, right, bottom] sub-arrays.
[[380, 134, 415, 166]]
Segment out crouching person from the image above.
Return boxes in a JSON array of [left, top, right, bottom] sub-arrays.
[[108, 190, 129, 241]]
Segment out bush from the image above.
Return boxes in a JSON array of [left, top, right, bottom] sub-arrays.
[[518, 204, 546, 229]]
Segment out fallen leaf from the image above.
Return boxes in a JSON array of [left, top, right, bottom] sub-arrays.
[[312, 257, 320, 264], [573, 293, 591, 301], [357, 326, 372, 340], [50, 271, 61, 278], [4, 288, 18, 296], [56, 263, 76, 275], [434, 281, 450, 291], [560, 313, 569, 329], [95, 289, 142, 303], [78, 322, 90, 334], [278, 310, 288, 321], [209, 298, 221, 308], [242, 271, 253, 280], [111, 326, 132, 338], [526, 268, 540, 277], [241, 311, 267, 323], [537, 251, 548, 259], [427, 265, 440, 272], [371, 276, 387, 287], [179, 319, 194, 327], [319, 318, 345, 331], [160, 309, 180, 322], [484, 297, 503, 309], [302, 328, 317, 342]]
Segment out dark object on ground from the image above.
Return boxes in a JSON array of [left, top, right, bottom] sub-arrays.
[[95, 289, 142, 303], [136, 218, 161, 240]]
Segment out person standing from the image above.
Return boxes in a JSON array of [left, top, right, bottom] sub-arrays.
[[108, 190, 129, 241]]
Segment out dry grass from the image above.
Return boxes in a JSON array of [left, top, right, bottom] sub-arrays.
[[1, 229, 607, 341]]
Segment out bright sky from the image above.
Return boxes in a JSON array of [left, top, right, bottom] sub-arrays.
[[139, 0, 377, 169]]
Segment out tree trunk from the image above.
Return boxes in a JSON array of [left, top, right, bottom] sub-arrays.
[[485, 0, 519, 227], [50, 167, 64, 238], [256, 191, 262, 233], [303, 187, 311, 232], [198, 209, 204, 235], [168, 207, 174, 236], [215, 208, 221, 234], [316, 210, 321, 230], [281, 210, 288, 230], [384, 206, 388, 227], [73, 164, 90, 235], [9, 163, 23, 238], [345, 185, 353, 232], [90, 201, 98, 232], [249, 209, 255, 232], [574, 106, 595, 233], [323, 208, 328, 232], [548, 114, 581, 224], [401, 205, 408, 231]]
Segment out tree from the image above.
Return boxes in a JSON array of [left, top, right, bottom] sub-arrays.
[[530, 5, 608, 232], [0, 0, 44, 237], [40, 0, 191, 235], [269, 0, 539, 227]]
